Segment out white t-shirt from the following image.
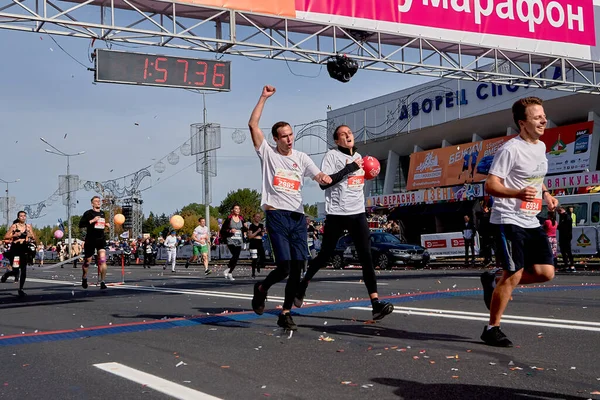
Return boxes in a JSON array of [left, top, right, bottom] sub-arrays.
[[193, 225, 209, 245], [256, 139, 320, 213], [165, 236, 178, 249], [489, 136, 548, 228], [321, 148, 365, 215]]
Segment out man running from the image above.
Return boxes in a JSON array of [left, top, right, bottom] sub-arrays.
[[79, 196, 110, 290], [249, 85, 331, 331], [1, 211, 37, 297], [164, 231, 178, 272], [185, 217, 211, 275], [294, 125, 394, 321], [480, 97, 558, 347]]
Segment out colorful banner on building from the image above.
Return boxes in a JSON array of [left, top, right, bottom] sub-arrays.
[[543, 121, 594, 174], [186, 1, 598, 60], [545, 170, 600, 190], [366, 183, 483, 208], [407, 121, 594, 191]]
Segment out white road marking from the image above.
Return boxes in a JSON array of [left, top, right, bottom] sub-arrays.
[[327, 281, 388, 285], [94, 362, 221, 400], [350, 306, 600, 332], [24, 278, 329, 304]]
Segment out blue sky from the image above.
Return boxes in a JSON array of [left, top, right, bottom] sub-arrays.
[[0, 29, 430, 227]]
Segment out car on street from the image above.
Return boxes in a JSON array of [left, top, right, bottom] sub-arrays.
[[330, 231, 430, 270]]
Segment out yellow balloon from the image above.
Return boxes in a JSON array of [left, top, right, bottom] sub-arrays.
[[170, 215, 184, 230], [114, 214, 125, 225]]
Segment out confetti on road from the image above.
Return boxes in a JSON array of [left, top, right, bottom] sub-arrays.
[[319, 335, 335, 342], [221, 366, 230, 369], [175, 361, 187, 367]]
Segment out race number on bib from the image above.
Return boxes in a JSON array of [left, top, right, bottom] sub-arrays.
[[95, 218, 106, 229], [520, 199, 542, 216], [348, 174, 365, 190], [273, 169, 301, 194]]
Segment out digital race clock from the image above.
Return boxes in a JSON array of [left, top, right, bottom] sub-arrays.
[[95, 49, 231, 91]]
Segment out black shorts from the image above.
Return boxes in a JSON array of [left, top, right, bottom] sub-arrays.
[[493, 224, 553, 272], [84, 238, 107, 258]]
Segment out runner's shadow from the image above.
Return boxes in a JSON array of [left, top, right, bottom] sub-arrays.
[[300, 322, 470, 343], [371, 377, 584, 399]]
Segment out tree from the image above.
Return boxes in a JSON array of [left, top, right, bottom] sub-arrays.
[[0, 226, 6, 240], [218, 189, 261, 220], [304, 203, 319, 218], [180, 203, 221, 219], [143, 211, 158, 234]]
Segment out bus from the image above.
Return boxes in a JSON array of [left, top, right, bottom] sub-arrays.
[[540, 193, 600, 226]]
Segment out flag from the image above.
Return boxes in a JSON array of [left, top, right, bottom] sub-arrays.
[[120, 231, 129, 239]]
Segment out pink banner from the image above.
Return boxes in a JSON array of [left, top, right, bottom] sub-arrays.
[[296, 0, 596, 46]]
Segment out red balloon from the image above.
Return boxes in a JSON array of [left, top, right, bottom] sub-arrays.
[[362, 156, 381, 180]]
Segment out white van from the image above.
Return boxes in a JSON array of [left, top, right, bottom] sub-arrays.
[[540, 193, 600, 226]]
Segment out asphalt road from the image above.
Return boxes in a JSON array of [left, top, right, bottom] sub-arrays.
[[1, 263, 599, 400]]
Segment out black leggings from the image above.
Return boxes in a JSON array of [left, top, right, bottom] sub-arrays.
[[261, 260, 303, 310], [250, 241, 266, 275], [227, 245, 242, 273], [2, 245, 28, 290], [304, 213, 378, 295], [559, 238, 574, 267]]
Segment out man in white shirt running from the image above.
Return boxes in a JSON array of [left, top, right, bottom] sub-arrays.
[[164, 231, 178, 273], [185, 217, 211, 275], [249, 85, 332, 332], [294, 125, 394, 321], [480, 97, 559, 347]]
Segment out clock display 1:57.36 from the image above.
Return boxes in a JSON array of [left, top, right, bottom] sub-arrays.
[[95, 50, 231, 91]]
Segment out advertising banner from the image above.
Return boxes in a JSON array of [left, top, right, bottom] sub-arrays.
[[545, 170, 600, 190], [421, 232, 480, 257], [366, 183, 483, 207], [558, 226, 598, 255], [187, 0, 599, 61], [543, 121, 594, 174], [407, 121, 594, 191]]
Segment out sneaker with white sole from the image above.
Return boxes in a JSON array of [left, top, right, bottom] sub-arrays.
[[228, 273, 235, 281]]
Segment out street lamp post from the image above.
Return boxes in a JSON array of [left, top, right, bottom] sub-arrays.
[[0, 178, 19, 228], [40, 137, 85, 259]]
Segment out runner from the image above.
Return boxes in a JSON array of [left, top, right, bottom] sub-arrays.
[[480, 97, 558, 347], [185, 218, 212, 275], [219, 205, 247, 281], [164, 231, 178, 272], [79, 196, 110, 290], [294, 124, 394, 321], [249, 85, 332, 331], [1, 211, 37, 297], [248, 212, 266, 278]]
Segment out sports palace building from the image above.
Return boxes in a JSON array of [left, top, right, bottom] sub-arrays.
[[326, 76, 600, 250]]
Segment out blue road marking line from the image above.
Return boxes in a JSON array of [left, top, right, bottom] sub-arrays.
[[1, 284, 598, 347]]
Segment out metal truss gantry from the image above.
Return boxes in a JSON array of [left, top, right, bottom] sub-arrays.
[[121, 191, 142, 240], [1, 0, 599, 94]]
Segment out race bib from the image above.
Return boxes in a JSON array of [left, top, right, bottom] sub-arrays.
[[520, 198, 542, 216], [233, 231, 242, 239], [146, 247, 152, 253], [13, 256, 20, 269], [94, 218, 106, 229], [348, 172, 365, 190], [307, 237, 314, 246], [273, 169, 301, 194]]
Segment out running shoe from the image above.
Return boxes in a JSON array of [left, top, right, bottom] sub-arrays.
[[481, 326, 513, 347], [277, 313, 298, 331], [100, 282, 107, 290], [18, 289, 26, 297], [205, 269, 212, 275], [82, 278, 88, 289], [372, 300, 394, 320]]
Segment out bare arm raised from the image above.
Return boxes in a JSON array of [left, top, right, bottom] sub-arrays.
[[248, 85, 276, 150]]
